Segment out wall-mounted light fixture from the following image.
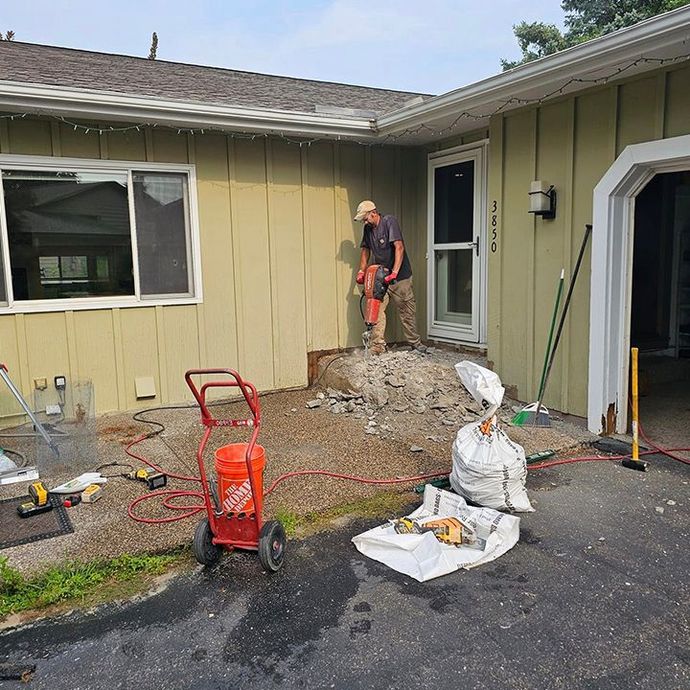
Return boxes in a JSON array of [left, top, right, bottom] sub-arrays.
[[528, 180, 557, 220]]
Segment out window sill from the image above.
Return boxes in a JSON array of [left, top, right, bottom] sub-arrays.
[[0, 295, 203, 315]]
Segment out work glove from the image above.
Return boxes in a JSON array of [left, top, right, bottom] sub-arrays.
[[356, 270, 365, 285], [384, 271, 398, 284]]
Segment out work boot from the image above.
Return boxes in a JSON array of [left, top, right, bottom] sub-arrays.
[[370, 345, 386, 356], [411, 343, 427, 354]]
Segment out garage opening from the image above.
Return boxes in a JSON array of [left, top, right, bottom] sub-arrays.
[[631, 170, 690, 448]]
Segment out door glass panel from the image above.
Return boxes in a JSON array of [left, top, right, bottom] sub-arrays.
[[434, 161, 474, 243], [434, 248, 472, 325]]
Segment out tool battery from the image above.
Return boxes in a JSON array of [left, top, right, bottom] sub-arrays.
[[17, 501, 53, 518], [128, 468, 167, 490], [81, 484, 102, 503]]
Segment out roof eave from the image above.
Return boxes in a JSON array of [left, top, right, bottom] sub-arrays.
[[376, 6, 690, 135], [0, 80, 378, 140]]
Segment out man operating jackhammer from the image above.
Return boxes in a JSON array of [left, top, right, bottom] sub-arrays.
[[353, 200, 426, 355]]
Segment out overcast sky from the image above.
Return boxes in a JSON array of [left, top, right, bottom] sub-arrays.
[[2, 0, 566, 94]]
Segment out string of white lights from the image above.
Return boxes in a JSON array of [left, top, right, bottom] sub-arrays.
[[1, 53, 688, 147]]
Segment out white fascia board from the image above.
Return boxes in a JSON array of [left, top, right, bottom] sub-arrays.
[[377, 6, 690, 134], [0, 80, 378, 140]]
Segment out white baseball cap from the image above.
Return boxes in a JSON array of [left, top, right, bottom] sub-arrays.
[[354, 200, 376, 221]]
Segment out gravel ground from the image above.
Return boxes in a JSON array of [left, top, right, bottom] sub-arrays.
[[0, 349, 599, 577]]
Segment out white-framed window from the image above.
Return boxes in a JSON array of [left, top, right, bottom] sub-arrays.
[[0, 155, 202, 313]]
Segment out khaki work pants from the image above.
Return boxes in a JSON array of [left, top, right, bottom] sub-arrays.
[[371, 277, 421, 351]]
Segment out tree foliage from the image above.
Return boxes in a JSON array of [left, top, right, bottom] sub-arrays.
[[0, 30, 15, 41], [148, 32, 158, 60], [502, 0, 690, 70]]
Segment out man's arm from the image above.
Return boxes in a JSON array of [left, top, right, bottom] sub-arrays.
[[356, 247, 370, 284], [391, 240, 404, 275], [359, 247, 370, 272]]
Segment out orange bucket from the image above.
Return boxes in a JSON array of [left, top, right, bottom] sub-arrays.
[[214, 442, 266, 514]]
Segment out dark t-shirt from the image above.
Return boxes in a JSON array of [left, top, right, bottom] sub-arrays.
[[360, 214, 412, 280]]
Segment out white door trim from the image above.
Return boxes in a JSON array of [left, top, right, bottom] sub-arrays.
[[588, 133, 690, 434], [426, 142, 488, 345]]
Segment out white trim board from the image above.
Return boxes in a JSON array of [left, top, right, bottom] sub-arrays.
[[426, 142, 488, 344], [588, 134, 690, 434]]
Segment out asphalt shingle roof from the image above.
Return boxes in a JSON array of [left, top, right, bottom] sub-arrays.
[[0, 41, 431, 117]]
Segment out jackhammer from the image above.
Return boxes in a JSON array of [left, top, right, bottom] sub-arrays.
[[359, 264, 392, 354]]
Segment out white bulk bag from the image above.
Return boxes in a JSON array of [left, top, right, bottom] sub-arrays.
[[451, 361, 533, 513]]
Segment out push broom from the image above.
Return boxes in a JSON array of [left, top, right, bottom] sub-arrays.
[[512, 224, 593, 427], [511, 268, 564, 427]]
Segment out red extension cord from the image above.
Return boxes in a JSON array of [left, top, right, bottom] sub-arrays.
[[126, 424, 689, 525]]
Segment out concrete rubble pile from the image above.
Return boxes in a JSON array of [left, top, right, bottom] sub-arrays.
[[305, 349, 510, 443]]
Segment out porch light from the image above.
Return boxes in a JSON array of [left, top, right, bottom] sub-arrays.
[[528, 180, 557, 219]]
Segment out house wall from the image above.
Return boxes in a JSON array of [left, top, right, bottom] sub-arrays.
[[486, 62, 690, 416], [0, 117, 423, 416]]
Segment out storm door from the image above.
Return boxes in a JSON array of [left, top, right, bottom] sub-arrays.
[[428, 146, 485, 342]]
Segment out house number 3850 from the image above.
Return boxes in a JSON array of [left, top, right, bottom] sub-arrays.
[[490, 200, 498, 253]]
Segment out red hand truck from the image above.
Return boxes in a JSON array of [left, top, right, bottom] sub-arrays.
[[185, 368, 286, 571]]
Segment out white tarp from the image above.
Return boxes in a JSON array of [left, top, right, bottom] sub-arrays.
[[352, 486, 520, 582]]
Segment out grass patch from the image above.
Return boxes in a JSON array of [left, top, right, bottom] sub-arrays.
[[275, 509, 299, 538], [0, 550, 186, 618], [277, 490, 415, 537]]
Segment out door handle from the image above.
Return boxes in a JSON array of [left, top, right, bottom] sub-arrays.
[[472, 236, 479, 257]]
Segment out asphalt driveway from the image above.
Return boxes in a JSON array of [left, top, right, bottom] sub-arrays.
[[1, 454, 688, 690]]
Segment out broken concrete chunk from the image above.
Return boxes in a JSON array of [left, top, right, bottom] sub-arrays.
[[426, 435, 446, 443], [306, 399, 322, 409], [345, 401, 357, 412], [316, 392, 325, 400], [409, 445, 424, 452], [365, 427, 380, 435], [392, 402, 409, 412], [385, 375, 405, 388], [405, 381, 435, 401], [361, 383, 389, 408], [430, 395, 454, 410]]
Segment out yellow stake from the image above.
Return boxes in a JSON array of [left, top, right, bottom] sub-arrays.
[[631, 347, 639, 461]]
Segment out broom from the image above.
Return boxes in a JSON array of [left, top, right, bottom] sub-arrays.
[[513, 224, 593, 427], [511, 268, 564, 427]]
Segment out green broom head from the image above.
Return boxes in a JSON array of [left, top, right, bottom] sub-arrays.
[[511, 402, 551, 427]]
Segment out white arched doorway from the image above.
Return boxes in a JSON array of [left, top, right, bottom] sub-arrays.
[[588, 134, 690, 434]]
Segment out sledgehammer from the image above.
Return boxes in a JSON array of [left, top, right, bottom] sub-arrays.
[[622, 347, 649, 472]]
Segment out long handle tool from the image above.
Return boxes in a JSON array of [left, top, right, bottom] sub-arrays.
[[533, 224, 592, 425], [0, 363, 59, 458]]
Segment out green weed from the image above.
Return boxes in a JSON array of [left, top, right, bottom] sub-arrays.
[[0, 551, 184, 618], [275, 490, 414, 537], [275, 509, 299, 538]]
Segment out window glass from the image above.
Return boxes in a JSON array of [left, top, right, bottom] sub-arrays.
[[133, 172, 191, 297], [2, 170, 133, 300], [434, 160, 475, 244]]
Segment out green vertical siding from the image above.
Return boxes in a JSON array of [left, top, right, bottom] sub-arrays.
[[487, 63, 690, 416], [0, 119, 421, 416]]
